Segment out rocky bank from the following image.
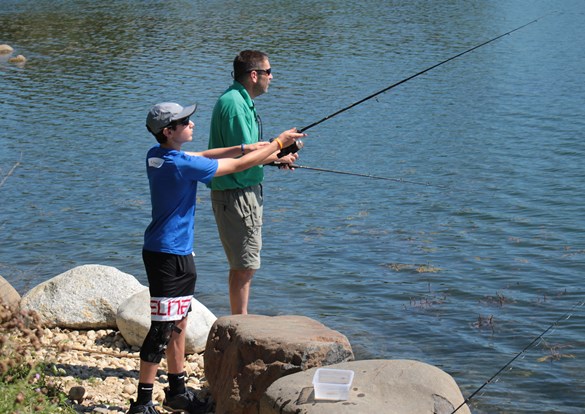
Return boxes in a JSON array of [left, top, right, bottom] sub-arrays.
[[22, 327, 210, 413]]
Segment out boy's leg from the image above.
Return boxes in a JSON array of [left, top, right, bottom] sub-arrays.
[[166, 316, 188, 374]]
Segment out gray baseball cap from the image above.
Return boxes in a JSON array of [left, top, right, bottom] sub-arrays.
[[146, 102, 197, 134]]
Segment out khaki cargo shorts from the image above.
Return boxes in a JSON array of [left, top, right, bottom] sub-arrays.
[[211, 184, 263, 270]]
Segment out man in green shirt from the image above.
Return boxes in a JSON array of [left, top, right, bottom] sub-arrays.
[[208, 50, 301, 314]]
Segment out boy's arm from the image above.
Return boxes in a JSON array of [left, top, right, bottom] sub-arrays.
[[185, 142, 271, 159]]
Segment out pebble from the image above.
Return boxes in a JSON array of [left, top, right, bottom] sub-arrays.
[[68, 386, 86, 402], [20, 327, 210, 413]]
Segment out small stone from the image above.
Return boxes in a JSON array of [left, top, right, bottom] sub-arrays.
[[68, 385, 85, 402], [123, 384, 136, 395], [55, 333, 68, 342], [114, 339, 126, 349]]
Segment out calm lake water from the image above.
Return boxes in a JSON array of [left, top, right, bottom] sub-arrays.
[[2, 1, 584, 412]]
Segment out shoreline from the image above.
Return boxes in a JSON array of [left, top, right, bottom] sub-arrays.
[[22, 327, 209, 413]]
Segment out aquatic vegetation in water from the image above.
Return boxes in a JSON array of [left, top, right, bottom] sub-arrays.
[[406, 295, 448, 310], [561, 245, 585, 257], [383, 262, 442, 273], [537, 340, 575, 363], [404, 284, 448, 310], [481, 290, 512, 307], [472, 314, 495, 333]]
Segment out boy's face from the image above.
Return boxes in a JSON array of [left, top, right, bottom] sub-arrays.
[[167, 117, 194, 145]]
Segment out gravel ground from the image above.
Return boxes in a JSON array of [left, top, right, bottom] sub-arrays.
[[27, 327, 212, 413]]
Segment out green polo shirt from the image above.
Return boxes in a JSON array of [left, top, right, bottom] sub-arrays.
[[208, 81, 263, 190]]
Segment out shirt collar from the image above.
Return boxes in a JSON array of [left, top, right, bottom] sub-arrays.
[[231, 81, 255, 109]]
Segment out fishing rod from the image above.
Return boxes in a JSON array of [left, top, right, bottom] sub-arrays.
[[298, 15, 546, 133], [272, 16, 548, 185], [451, 299, 585, 413], [287, 163, 449, 189]]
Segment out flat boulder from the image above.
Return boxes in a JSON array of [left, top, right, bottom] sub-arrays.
[[20, 264, 144, 329], [205, 315, 354, 414], [260, 359, 471, 414], [0, 275, 21, 308], [116, 288, 216, 354]]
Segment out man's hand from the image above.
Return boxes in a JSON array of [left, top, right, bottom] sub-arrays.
[[276, 128, 305, 148], [277, 152, 299, 168]]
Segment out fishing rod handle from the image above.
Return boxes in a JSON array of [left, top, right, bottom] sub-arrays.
[[270, 138, 304, 158]]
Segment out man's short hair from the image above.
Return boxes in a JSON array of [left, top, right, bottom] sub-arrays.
[[233, 50, 269, 81]]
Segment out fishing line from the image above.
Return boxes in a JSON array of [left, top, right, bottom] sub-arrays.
[[451, 299, 585, 414], [287, 163, 450, 189], [298, 14, 550, 133]]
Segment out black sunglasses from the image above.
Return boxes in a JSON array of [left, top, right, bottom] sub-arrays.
[[247, 68, 272, 76], [167, 117, 190, 129]]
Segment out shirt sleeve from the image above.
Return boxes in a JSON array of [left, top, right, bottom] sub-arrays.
[[223, 111, 254, 146], [177, 152, 218, 184]]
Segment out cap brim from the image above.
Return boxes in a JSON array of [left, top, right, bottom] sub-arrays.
[[171, 104, 197, 121]]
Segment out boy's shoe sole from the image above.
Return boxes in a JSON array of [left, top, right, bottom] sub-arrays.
[[162, 388, 210, 413], [126, 399, 159, 414]]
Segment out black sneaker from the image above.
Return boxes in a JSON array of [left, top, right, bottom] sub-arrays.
[[162, 388, 209, 413], [127, 399, 159, 414]]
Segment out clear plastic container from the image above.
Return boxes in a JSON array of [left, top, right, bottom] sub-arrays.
[[312, 368, 355, 401]]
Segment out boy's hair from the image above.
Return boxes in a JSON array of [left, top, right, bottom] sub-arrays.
[[151, 122, 184, 144], [152, 130, 167, 144], [233, 50, 269, 82]]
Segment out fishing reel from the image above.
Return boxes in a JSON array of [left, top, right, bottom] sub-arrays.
[[269, 137, 304, 158], [267, 138, 303, 169], [277, 138, 304, 158]]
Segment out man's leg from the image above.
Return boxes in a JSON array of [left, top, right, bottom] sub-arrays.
[[229, 268, 256, 315]]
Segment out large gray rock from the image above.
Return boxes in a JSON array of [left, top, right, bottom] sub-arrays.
[[116, 288, 216, 354], [0, 275, 21, 308], [260, 359, 471, 414], [205, 315, 354, 414], [20, 264, 144, 329]]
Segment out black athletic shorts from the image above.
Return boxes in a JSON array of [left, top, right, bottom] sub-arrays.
[[142, 249, 196, 322]]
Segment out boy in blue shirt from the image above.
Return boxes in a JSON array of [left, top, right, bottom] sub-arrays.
[[128, 102, 303, 414]]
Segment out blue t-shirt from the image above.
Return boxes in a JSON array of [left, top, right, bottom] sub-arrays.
[[143, 145, 218, 255]]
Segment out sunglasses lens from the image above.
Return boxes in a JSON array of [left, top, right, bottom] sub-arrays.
[[166, 117, 190, 129]]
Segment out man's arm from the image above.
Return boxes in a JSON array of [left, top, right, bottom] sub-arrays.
[[214, 129, 305, 177]]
